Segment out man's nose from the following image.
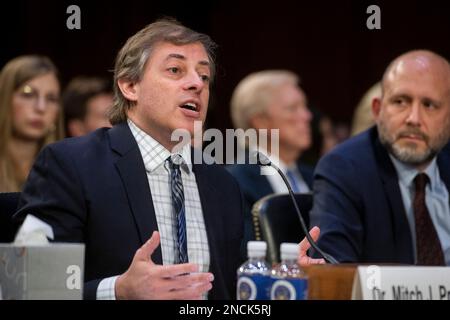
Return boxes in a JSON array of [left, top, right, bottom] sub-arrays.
[[184, 72, 205, 92], [405, 103, 422, 126], [303, 107, 312, 122], [295, 106, 312, 121]]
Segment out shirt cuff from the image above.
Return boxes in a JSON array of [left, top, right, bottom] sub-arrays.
[[96, 276, 119, 300]]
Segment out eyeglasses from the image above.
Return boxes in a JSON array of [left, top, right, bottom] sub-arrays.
[[16, 85, 60, 109]]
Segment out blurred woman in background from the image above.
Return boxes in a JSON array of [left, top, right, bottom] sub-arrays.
[[0, 55, 64, 192]]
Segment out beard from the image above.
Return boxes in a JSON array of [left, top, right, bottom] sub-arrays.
[[378, 121, 450, 166]]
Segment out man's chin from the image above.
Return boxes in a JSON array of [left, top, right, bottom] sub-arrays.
[[397, 138, 426, 149], [391, 144, 434, 166], [170, 122, 202, 142]]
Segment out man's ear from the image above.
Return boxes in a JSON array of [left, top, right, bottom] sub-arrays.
[[372, 97, 382, 121], [117, 78, 138, 102]]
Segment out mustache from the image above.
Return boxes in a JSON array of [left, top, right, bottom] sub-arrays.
[[397, 129, 429, 142]]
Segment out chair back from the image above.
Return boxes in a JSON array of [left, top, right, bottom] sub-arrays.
[[252, 193, 312, 264]]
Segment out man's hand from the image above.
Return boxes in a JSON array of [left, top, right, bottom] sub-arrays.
[[298, 226, 326, 266], [115, 231, 214, 299]]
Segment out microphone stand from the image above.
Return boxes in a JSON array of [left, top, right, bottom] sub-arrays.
[[256, 152, 338, 264]]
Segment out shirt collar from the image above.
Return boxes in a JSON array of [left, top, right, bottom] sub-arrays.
[[127, 119, 192, 174], [390, 154, 439, 192]]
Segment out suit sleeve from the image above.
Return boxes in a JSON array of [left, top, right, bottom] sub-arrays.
[[310, 152, 365, 262], [13, 144, 101, 299]]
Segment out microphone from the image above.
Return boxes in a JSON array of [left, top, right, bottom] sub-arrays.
[[252, 151, 338, 264]]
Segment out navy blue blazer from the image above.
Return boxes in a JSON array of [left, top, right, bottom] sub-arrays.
[[14, 122, 244, 300], [311, 126, 450, 264], [226, 159, 313, 252]]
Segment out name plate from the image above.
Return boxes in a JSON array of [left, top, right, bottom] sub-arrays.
[[351, 266, 450, 300]]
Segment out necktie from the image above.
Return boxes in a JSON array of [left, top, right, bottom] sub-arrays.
[[167, 155, 188, 263], [286, 168, 300, 193], [413, 173, 445, 266]]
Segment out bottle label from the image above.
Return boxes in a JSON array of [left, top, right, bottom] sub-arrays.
[[237, 275, 272, 300], [270, 278, 308, 300]]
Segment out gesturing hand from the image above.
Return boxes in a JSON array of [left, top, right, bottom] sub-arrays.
[[115, 231, 214, 299], [298, 226, 326, 267]]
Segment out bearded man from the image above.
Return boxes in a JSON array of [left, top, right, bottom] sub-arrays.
[[309, 50, 450, 266]]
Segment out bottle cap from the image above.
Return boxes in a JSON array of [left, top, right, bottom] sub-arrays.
[[280, 242, 299, 260], [247, 241, 267, 258]]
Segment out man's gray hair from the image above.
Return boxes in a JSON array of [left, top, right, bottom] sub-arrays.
[[230, 70, 299, 130]]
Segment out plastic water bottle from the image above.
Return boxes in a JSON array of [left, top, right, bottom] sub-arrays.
[[270, 242, 308, 300], [236, 241, 271, 300]]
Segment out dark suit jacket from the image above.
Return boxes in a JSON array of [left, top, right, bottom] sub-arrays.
[[14, 122, 244, 300], [226, 159, 313, 253], [311, 126, 450, 264]]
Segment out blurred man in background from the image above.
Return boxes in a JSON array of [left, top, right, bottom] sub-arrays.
[[227, 70, 314, 250], [63, 76, 113, 137]]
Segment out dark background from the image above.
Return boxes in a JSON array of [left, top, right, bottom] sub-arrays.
[[1, 0, 450, 132]]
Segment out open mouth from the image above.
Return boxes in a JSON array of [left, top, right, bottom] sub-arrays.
[[180, 102, 198, 112]]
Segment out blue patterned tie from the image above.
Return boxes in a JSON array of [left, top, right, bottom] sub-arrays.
[[286, 168, 300, 193], [167, 155, 188, 263]]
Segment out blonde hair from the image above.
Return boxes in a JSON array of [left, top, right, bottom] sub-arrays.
[[230, 70, 299, 130], [0, 55, 65, 192], [351, 82, 381, 136], [109, 18, 217, 125]]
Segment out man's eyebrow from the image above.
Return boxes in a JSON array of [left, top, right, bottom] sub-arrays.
[[199, 60, 210, 67], [390, 93, 412, 100], [166, 53, 186, 61], [165, 54, 210, 68]]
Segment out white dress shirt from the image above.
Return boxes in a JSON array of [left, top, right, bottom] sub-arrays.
[[391, 155, 450, 265]]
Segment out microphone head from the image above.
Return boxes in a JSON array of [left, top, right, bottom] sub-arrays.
[[250, 151, 272, 166]]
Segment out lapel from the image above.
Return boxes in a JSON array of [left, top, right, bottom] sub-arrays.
[[108, 122, 162, 264], [237, 149, 274, 200], [191, 160, 222, 255], [297, 162, 314, 189], [372, 129, 414, 262], [191, 157, 227, 293], [437, 143, 450, 207], [247, 165, 274, 200]]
